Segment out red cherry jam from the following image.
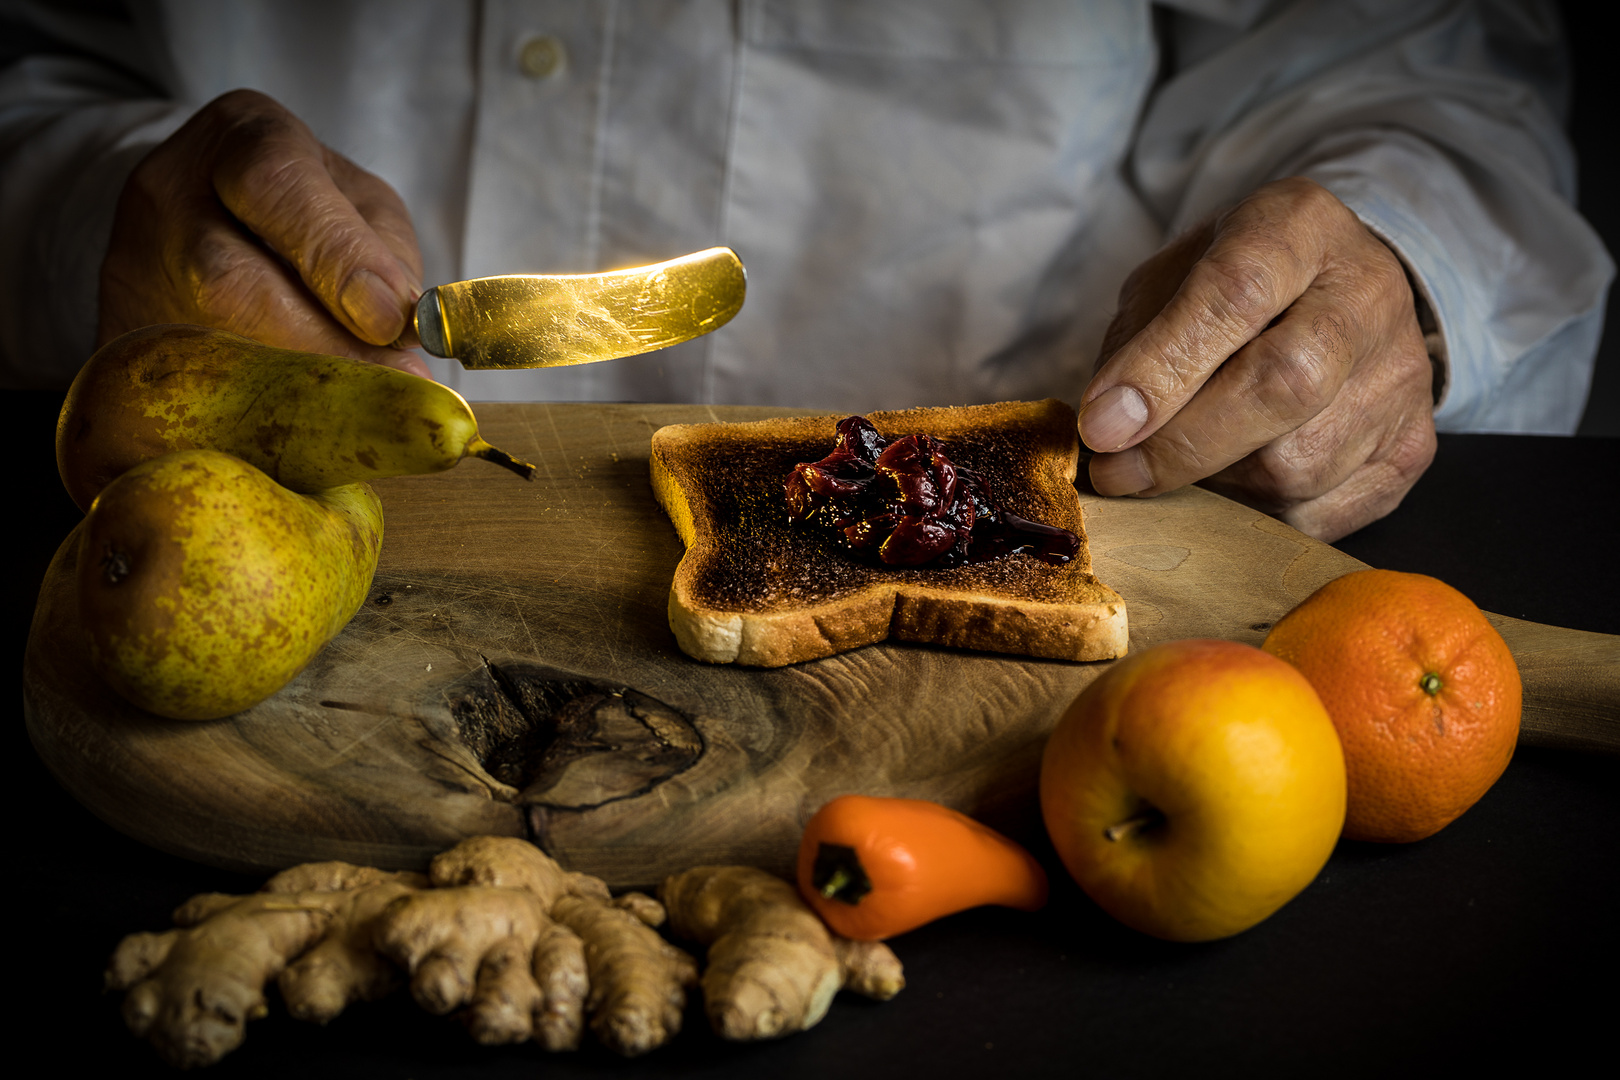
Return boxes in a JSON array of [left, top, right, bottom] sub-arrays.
[[783, 415, 1081, 568]]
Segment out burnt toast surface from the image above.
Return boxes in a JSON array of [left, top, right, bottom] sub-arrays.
[[651, 399, 1128, 666]]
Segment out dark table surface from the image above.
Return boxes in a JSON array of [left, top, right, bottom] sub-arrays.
[[13, 390, 1616, 1078]]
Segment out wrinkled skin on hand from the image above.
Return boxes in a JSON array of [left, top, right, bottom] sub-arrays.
[[1080, 177, 1436, 542], [98, 88, 429, 376]]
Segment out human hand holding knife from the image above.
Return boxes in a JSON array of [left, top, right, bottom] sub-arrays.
[[97, 90, 745, 379]]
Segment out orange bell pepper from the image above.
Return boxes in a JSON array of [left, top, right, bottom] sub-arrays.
[[796, 794, 1049, 941]]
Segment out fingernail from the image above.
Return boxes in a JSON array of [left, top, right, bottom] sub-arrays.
[[1089, 447, 1154, 496], [340, 269, 409, 343], [1079, 385, 1149, 452]]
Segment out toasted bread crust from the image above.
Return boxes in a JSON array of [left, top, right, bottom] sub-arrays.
[[651, 400, 1127, 666]]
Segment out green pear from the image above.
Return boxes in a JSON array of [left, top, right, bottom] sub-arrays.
[[78, 450, 384, 721], [57, 324, 534, 511]]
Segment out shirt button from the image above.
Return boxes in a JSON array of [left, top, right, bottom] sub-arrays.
[[518, 35, 566, 79]]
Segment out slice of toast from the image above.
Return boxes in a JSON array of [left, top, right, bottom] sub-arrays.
[[650, 399, 1128, 667]]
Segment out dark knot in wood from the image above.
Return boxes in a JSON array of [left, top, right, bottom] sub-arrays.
[[449, 658, 702, 812]]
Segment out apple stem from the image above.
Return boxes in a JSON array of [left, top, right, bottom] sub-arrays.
[[1104, 807, 1167, 843], [100, 544, 132, 585]]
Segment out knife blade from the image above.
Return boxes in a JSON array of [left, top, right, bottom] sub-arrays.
[[412, 246, 746, 370]]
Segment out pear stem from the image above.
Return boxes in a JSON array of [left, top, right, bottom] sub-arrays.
[[1104, 807, 1167, 843], [466, 435, 537, 481]]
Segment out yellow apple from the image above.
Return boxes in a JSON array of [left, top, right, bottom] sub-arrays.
[[1040, 639, 1346, 941]]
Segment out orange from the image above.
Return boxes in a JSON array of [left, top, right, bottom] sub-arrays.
[[1040, 639, 1345, 941], [1262, 569, 1521, 843]]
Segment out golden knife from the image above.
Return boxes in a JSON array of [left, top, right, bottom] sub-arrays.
[[413, 246, 747, 369]]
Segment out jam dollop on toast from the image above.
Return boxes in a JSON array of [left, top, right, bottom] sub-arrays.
[[651, 400, 1128, 667], [784, 414, 1081, 568]]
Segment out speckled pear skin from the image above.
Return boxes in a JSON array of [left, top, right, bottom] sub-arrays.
[[57, 324, 485, 511], [77, 450, 384, 721]]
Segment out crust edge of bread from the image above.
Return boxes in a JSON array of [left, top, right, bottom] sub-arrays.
[[666, 579, 1129, 667], [651, 399, 1129, 668]]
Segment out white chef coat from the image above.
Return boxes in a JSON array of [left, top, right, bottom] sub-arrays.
[[0, 0, 1610, 433]]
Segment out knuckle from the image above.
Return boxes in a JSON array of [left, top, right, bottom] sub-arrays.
[[1286, 176, 1334, 211], [212, 103, 316, 197], [1345, 236, 1409, 305], [1277, 422, 1338, 480], [222, 128, 305, 195], [305, 229, 373, 291], [1225, 176, 1319, 232], [1243, 441, 1327, 505], [214, 111, 303, 170], [1276, 501, 1339, 542], [1269, 176, 1341, 224], [1199, 255, 1282, 329], [1309, 311, 1355, 367], [1367, 240, 1407, 289], [188, 240, 263, 318], [1246, 334, 1338, 421], [1386, 412, 1437, 480], [189, 228, 242, 280]]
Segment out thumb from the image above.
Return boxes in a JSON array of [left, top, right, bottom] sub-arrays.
[[206, 91, 419, 346]]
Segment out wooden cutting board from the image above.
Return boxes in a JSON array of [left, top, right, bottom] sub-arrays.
[[24, 404, 1619, 887]]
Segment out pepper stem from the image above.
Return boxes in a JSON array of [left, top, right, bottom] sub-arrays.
[[819, 868, 852, 900], [466, 435, 538, 481], [1420, 671, 1443, 696], [811, 843, 873, 905]]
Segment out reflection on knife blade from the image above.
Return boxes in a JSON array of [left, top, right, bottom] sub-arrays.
[[414, 247, 747, 370]]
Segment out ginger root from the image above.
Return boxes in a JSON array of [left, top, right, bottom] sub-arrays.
[[372, 836, 696, 1055], [265, 863, 427, 1025], [659, 865, 904, 1040], [106, 842, 901, 1067], [107, 890, 341, 1067]]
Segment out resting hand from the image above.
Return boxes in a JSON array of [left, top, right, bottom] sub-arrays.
[[98, 89, 429, 376], [1080, 177, 1436, 542]]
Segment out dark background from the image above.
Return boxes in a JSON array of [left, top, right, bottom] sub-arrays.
[[10, 3, 1617, 1077]]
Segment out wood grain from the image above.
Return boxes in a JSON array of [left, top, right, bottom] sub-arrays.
[[24, 404, 1618, 887]]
